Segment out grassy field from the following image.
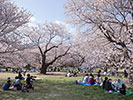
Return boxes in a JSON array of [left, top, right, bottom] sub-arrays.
[[0, 72, 133, 100]]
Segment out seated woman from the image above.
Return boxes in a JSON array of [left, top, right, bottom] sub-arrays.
[[104, 79, 114, 91], [13, 76, 22, 90], [82, 74, 88, 83], [2, 77, 12, 90], [102, 77, 108, 89], [88, 76, 95, 85]]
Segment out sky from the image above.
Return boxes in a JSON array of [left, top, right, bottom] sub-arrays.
[[13, 0, 68, 22]]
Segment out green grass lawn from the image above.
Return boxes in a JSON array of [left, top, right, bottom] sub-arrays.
[[0, 72, 133, 100]]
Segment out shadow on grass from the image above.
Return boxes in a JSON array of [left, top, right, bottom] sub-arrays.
[[0, 78, 133, 100]]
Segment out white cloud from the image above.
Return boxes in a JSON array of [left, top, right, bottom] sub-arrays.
[[53, 20, 76, 35], [28, 17, 41, 27]]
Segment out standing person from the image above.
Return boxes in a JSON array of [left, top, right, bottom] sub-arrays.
[[124, 69, 128, 77]]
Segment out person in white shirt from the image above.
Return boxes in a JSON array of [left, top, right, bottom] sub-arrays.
[[82, 74, 88, 83]]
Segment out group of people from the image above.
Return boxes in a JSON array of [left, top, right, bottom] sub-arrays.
[[81, 73, 102, 85], [66, 71, 77, 77], [102, 77, 126, 95], [77, 73, 126, 95], [2, 73, 34, 92]]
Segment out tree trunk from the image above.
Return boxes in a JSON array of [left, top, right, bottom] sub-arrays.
[[40, 63, 48, 74]]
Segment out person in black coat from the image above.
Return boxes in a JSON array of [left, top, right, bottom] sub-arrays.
[[119, 84, 126, 95], [102, 77, 108, 89], [104, 79, 114, 91]]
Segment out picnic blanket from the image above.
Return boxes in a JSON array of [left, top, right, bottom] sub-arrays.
[[105, 90, 133, 96], [73, 82, 100, 86], [0, 69, 2, 72]]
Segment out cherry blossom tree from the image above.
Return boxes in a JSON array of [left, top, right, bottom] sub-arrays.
[[24, 22, 72, 74], [65, 0, 133, 84], [0, 0, 31, 67]]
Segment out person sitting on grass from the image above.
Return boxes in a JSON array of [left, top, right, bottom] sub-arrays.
[[95, 74, 103, 84], [119, 84, 126, 95], [88, 76, 95, 85], [104, 79, 114, 91], [66, 71, 72, 77], [90, 73, 94, 78], [26, 74, 34, 89], [102, 77, 108, 89], [13, 76, 22, 90], [112, 79, 123, 92], [73, 72, 77, 77], [82, 74, 89, 83], [2, 77, 12, 90], [22, 74, 34, 92]]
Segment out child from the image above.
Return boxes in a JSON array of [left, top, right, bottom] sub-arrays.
[[2, 77, 11, 90], [26, 74, 34, 89], [13, 76, 22, 90]]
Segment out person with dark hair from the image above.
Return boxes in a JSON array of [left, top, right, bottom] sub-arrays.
[[88, 76, 95, 85], [2, 77, 11, 90], [124, 69, 128, 77], [90, 73, 94, 78], [102, 77, 108, 89], [66, 71, 72, 77], [96, 74, 103, 84], [82, 74, 88, 83], [73, 72, 77, 77], [26, 74, 34, 89], [13, 76, 22, 90], [104, 79, 114, 91], [18, 72, 23, 80], [119, 84, 126, 95]]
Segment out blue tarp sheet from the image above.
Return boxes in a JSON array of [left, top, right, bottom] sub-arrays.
[[0, 69, 2, 72], [73, 82, 100, 86]]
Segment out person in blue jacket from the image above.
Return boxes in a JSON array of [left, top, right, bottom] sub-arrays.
[[2, 77, 12, 90]]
